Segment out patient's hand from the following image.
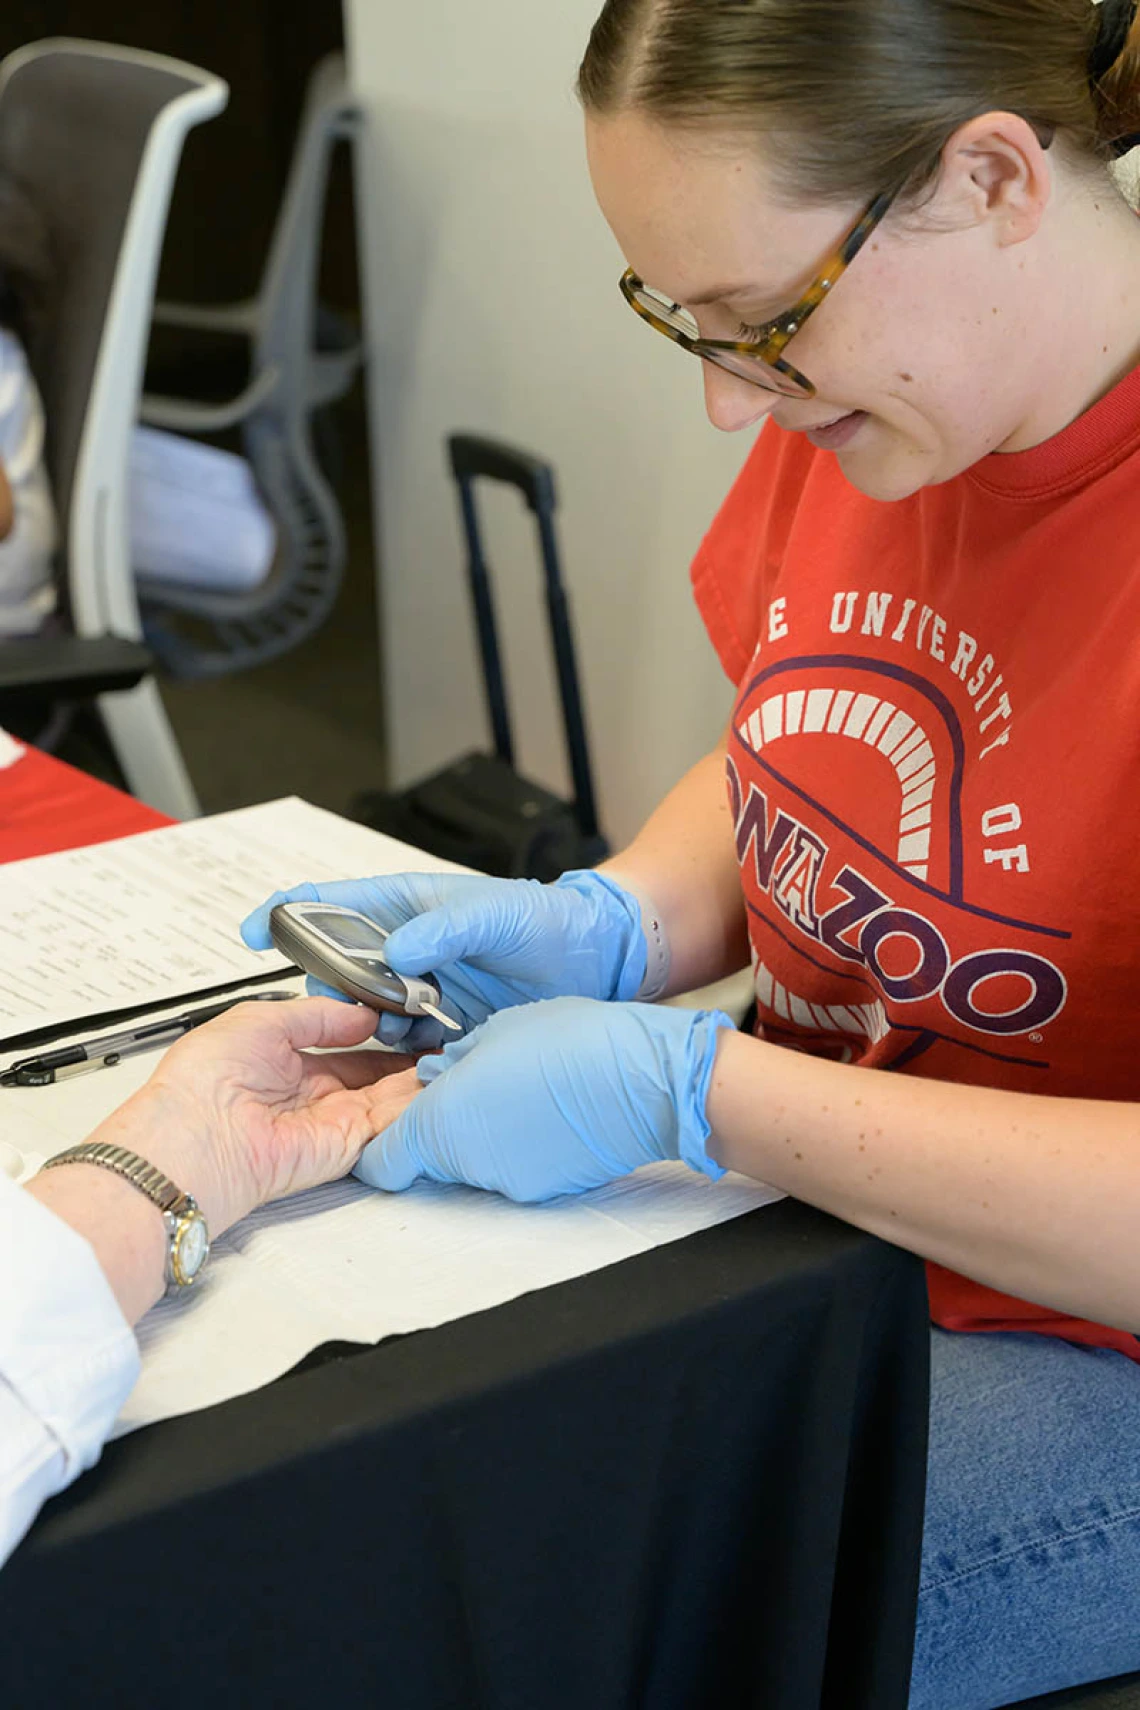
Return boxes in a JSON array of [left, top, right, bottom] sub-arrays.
[[29, 998, 424, 1323], [119, 997, 424, 1233]]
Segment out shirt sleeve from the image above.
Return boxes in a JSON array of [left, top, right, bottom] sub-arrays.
[[689, 421, 819, 686], [0, 1172, 139, 1571]]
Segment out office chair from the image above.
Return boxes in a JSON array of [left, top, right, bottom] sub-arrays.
[[0, 37, 227, 818], [136, 51, 363, 679]]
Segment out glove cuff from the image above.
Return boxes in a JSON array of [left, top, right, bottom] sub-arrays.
[[678, 1008, 736, 1181], [552, 868, 669, 1003]]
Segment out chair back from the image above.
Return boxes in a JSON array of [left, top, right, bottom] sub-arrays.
[[255, 51, 359, 381], [136, 51, 362, 679], [0, 39, 226, 640]]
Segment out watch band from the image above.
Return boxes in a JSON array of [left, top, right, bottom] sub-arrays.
[[40, 1141, 209, 1290]]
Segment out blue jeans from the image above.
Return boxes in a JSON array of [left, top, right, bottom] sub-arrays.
[[909, 1327, 1140, 1709]]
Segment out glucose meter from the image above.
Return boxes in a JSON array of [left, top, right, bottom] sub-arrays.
[[269, 901, 460, 1031]]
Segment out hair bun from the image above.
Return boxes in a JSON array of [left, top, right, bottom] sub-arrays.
[[1090, 0, 1140, 156], [1089, 0, 1138, 83]]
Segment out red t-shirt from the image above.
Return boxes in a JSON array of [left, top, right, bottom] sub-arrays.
[[691, 365, 1140, 1363]]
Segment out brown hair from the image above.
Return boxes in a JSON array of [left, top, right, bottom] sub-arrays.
[[577, 0, 1140, 204]]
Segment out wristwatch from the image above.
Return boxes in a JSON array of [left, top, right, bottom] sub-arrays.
[[40, 1141, 210, 1291]]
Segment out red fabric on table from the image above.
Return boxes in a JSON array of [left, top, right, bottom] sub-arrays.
[[0, 742, 170, 864]]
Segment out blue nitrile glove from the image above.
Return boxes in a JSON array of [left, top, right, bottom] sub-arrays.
[[354, 995, 734, 1202], [240, 870, 651, 1050]]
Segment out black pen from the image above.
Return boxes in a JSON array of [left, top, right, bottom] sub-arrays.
[[0, 991, 297, 1087]]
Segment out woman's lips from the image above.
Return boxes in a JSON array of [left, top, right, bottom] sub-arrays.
[[803, 410, 868, 451]]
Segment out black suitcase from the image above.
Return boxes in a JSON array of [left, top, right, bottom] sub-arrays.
[[352, 434, 609, 881]]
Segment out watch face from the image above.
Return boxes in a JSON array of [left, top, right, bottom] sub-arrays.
[[174, 1213, 210, 1284]]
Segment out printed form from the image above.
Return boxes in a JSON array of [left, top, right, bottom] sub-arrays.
[[0, 796, 460, 1036]]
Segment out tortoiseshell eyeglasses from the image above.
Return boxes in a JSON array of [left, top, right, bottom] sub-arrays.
[[618, 188, 897, 399]]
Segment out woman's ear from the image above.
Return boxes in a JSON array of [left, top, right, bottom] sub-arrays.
[[935, 111, 1053, 246]]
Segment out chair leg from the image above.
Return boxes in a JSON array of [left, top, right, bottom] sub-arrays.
[[96, 677, 201, 819]]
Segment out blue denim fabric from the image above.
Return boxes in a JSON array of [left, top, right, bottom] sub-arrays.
[[909, 1328, 1140, 1710]]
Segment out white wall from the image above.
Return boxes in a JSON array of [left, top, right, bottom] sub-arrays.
[[344, 0, 750, 847]]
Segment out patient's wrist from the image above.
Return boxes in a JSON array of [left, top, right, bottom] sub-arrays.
[[27, 1162, 167, 1326], [25, 1078, 229, 1325]]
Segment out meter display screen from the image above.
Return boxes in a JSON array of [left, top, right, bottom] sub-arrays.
[[308, 910, 389, 954]]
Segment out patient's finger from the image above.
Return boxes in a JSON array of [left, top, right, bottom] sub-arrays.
[[310, 1047, 419, 1089]]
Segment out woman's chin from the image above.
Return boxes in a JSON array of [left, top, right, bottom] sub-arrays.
[[835, 427, 945, 502]]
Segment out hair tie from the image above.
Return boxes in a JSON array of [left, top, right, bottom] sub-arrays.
[[1090, 0, 1139, 83]]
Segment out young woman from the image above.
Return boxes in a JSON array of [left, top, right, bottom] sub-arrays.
[[245, 2, 1140, 1701]]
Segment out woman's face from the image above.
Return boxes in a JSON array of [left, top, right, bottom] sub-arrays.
[[586, 110, 1066, 502]]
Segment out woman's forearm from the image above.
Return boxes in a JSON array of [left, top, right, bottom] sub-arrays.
[[598, 742, 1140, 1327], [603, 735, 749, 995], [706, 1031, 1140, 1332]]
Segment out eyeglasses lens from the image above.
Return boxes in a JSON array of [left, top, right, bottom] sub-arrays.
[[631, 283, 812, 398], [635, 284, 700, 338]]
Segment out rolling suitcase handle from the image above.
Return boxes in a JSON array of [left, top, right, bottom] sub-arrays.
[[446, 433, 602, 843], [448, 435, 555, 514]]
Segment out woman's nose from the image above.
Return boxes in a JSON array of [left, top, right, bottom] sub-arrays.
[[702, 361, 779, 434]]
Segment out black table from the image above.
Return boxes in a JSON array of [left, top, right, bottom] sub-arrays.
[[2, 1198, 930, 1710]]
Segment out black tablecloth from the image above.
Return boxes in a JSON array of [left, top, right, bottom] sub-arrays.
[[2, 1198, 930, 1710]]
